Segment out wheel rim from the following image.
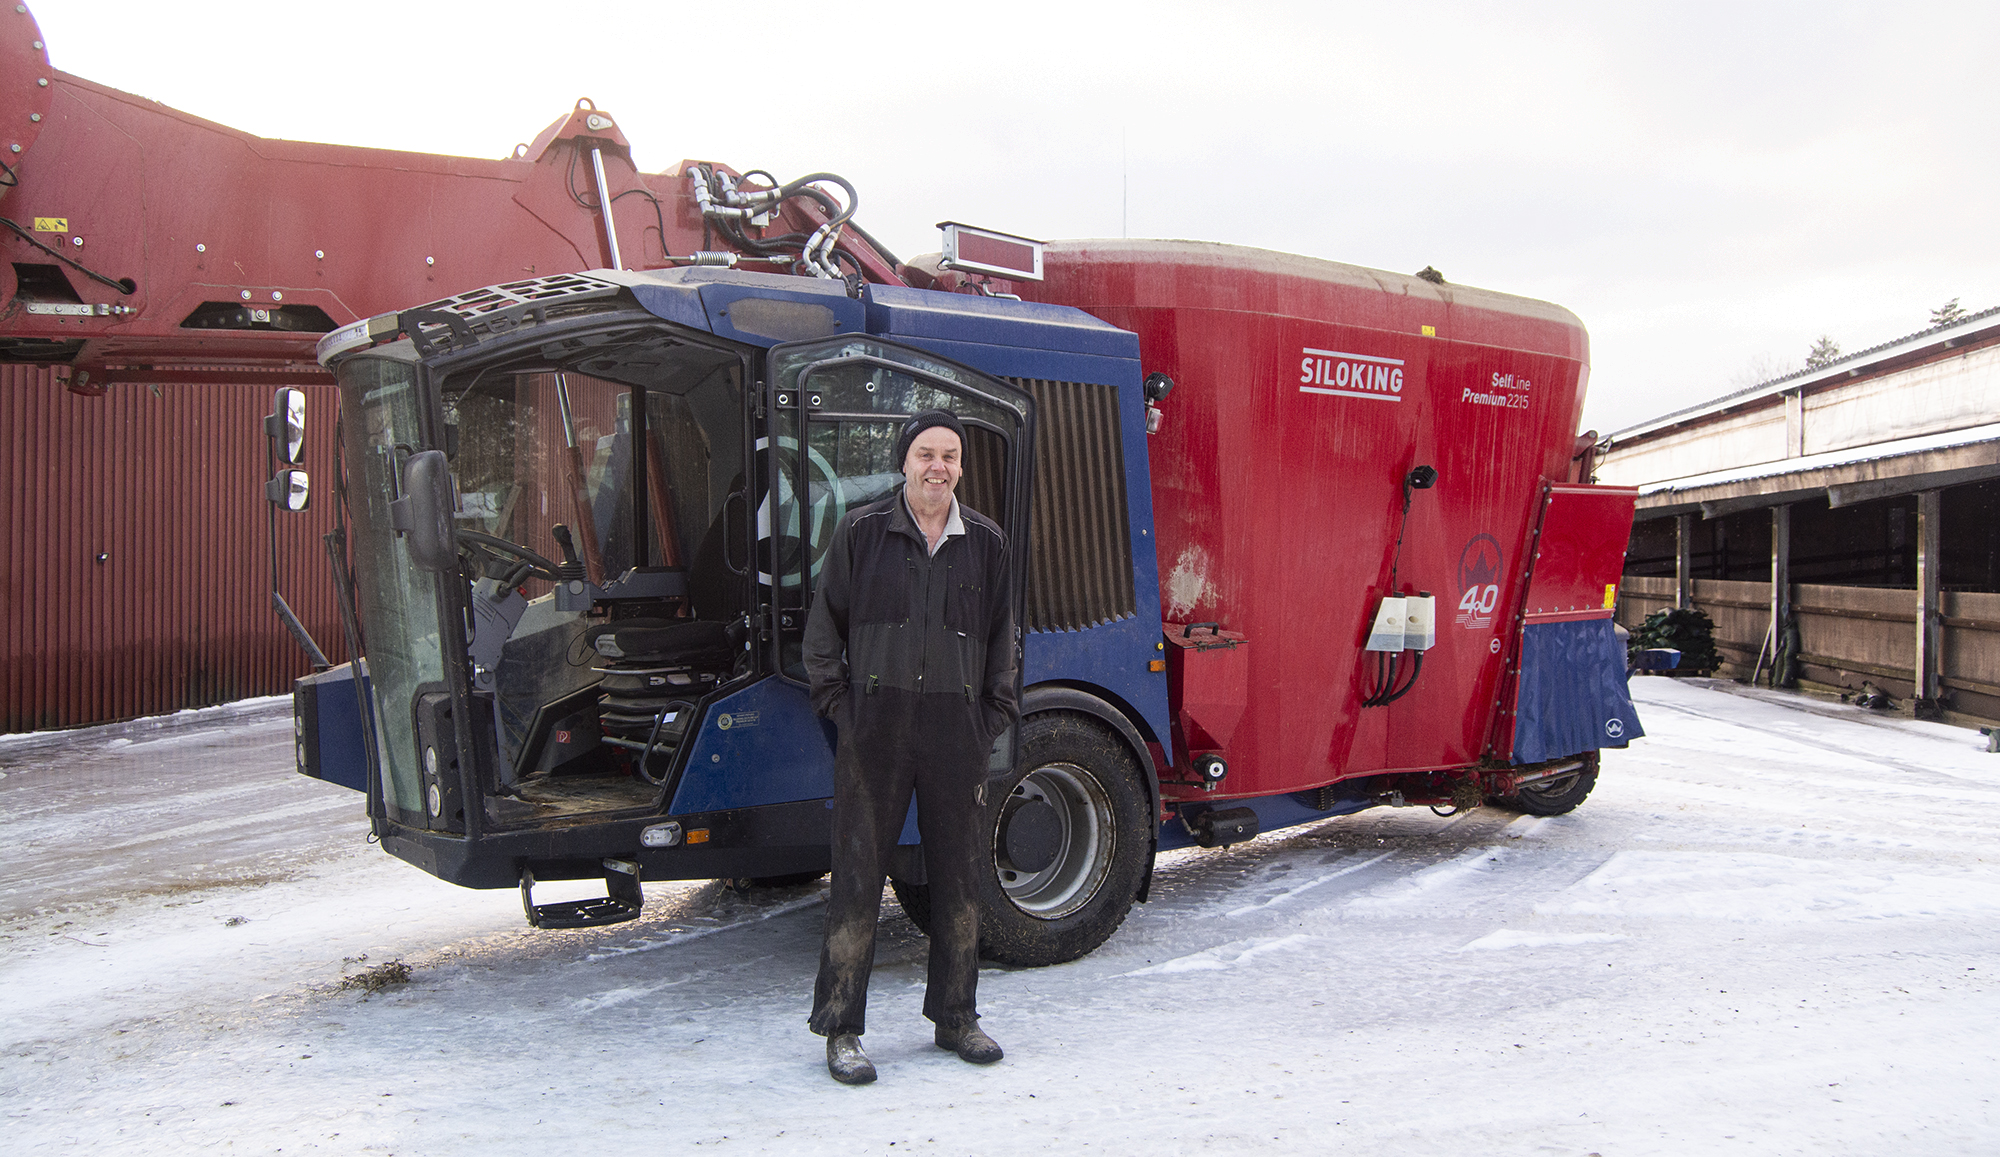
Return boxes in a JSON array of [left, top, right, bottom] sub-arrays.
[[994, 761, 1114, 920]]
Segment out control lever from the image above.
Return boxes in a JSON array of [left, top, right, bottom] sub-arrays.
[[550, 524, 587, 585]]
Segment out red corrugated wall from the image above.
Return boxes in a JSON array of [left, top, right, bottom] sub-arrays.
[[1, 366, 346, 732]]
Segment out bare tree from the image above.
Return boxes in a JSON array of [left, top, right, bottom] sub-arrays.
[[1805, 335, 1842, 369], [1930, 298, 1968, 327], [1729, 352, 1800, 390]]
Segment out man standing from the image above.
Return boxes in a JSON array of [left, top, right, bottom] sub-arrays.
[[803, 409, 1019, 1085]]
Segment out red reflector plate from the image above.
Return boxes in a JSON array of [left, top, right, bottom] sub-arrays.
[[937, 221, 1044, 281]]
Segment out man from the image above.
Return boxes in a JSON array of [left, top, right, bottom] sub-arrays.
[[802, 408, 1019, 1085]]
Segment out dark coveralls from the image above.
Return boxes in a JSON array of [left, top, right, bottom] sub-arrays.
[[803, 487, 1018, 1036]]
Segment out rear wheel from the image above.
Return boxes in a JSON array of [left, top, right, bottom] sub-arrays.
[[892, 711, 1152, 967], [1491, 752, 1599, 816]]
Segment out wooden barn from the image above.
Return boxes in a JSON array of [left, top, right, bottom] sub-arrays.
[[1600, 308, 2000, 727]]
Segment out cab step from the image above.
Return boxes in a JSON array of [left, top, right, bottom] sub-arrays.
[[521, 860, 644, 929]]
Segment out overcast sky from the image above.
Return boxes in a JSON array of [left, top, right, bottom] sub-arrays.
[[26, 1, 2000, 434]]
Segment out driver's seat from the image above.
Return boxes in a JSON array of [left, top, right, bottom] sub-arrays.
[[584, 619, 739, 752]]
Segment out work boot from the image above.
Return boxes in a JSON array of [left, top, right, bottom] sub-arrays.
[[826, 1033, 876, 1085], [934, 1022, 1003, 1064]]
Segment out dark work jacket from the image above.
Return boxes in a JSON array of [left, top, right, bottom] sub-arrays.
[[803, 488, 1019, 745]]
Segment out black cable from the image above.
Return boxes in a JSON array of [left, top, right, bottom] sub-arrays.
[[781, 172, 858, 226], [612, 186, 668, 253], [1386, 487, 1416, 591], [565, 140, 594, 208], [1377, 651, 1425, 706], [717, 200, 807, 250], [844, 219, 902, 269], [0, 215, 135, 294], [789, 185, 843, 219], [0, 158, 16, 187], [1371, 652, 1399, 707], [719, 215, 809, 257], [1362, 648, 1427, 708], [829, 248, 865, 278], [692, 167, 868, 273], [608, 187, 672, 256]]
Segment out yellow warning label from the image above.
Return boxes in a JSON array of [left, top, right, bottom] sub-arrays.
[[1604, 583, 1618, 609], [33, 217, 68, 233], [1421, 324, 1437, 338]]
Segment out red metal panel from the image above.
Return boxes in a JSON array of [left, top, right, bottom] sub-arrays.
[[0, 6, 53, 166], [1484, 483, 1642, 759], [1025, 240, 1594, 797], [1520, 484, 1641, 621], [1, 366, 345, 732], [2, 72, 899, 391], [1165, 623, 1250, 751]]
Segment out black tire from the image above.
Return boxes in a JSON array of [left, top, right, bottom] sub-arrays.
[[1491, 752, 1599, 816], [890, 877, 935, 935], [893, 711, 1152, 967]]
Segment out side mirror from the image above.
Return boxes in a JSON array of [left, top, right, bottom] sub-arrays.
[[390, 450, 459, 571], [265, 387, 307, 465], [265, 468, 311, 512]]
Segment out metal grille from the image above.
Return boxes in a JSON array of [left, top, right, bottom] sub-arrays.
[[414, 273, 621, 319], [403, 274, 625, 353], [1013, 378, 1136, 632]]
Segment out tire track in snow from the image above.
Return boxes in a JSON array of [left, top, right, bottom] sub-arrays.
[[1105, 807, 1593, 975], [1118, 932, 1316, 976], [1223, 850, 1397, 917], [1344, 844, 1516, 914], [1142, 805, 1514, 919]]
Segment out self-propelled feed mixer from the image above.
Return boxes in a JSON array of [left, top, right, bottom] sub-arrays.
[[0, 4, 1639, 964], [295, 234, 1641, 963]]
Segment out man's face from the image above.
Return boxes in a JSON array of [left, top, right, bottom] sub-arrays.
[[902, 425, 963, 502]]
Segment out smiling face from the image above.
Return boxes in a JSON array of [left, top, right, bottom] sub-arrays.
[[901, 424, 963, 511]]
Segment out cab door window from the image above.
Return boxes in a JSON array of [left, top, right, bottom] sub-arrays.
[[763, 337, 1032, 682]]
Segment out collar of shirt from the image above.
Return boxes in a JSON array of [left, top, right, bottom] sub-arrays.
[[901, 489, 964, 557]]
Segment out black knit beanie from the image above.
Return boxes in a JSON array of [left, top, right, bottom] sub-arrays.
[[893, 408, 967, 466]]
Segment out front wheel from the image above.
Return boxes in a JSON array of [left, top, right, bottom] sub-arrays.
[[892, 711, 1152, 967]]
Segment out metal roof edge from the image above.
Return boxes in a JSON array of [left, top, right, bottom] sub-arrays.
[[1607, 305, 2000, 445], [1634, 419, 2000, 497]]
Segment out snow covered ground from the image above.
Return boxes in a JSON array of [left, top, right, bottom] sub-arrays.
[[3, 678, 1997, 1155]]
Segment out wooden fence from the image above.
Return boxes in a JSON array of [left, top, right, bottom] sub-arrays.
[[1618, 575, 2000, 723]]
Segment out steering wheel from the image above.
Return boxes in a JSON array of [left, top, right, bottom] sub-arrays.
[[458, 529, 560, 584], [755, 435, 847, 590]]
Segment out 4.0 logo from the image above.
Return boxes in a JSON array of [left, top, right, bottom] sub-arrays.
[[1456, 533, 1502, 630]]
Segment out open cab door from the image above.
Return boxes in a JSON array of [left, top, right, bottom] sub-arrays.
[[759, 336, 1036, 773]]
